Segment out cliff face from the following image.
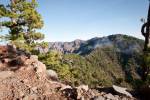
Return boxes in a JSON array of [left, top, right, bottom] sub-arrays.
[[49, 39, 84, 53], [0, 45, 136, 100]]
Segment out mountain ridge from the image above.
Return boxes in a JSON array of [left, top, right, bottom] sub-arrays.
[[48, 34, 144, 55]]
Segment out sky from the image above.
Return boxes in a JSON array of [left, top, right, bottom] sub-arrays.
[[0, 0, 149, 42]]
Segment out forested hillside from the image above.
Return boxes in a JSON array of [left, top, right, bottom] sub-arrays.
[[39, 34, 144, 89]]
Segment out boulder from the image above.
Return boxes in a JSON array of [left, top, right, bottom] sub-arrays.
[[46, 69, 58, 81], [113, 85, 132, 98]]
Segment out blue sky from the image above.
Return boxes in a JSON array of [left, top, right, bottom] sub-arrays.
[[0, 0, 149, 42]]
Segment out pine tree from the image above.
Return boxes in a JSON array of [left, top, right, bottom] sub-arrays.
[[0, 0, 44, 50]]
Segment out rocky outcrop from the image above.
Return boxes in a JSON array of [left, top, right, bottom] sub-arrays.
[[0, 45, 137, 100], [0, 45, 67, 99]]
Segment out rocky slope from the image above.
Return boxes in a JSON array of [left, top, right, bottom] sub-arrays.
[[0, 45, 66, 99], [0, 45, 137, 100]]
